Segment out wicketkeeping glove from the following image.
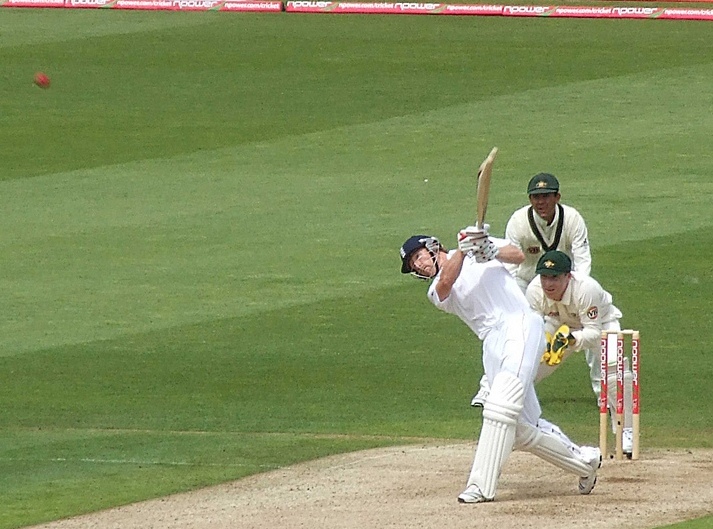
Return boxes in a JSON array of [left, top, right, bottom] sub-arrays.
[[545, 324, 576, 366], [540, 332, 553, 364]]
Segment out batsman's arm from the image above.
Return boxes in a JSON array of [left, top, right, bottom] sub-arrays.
[[433, 249, 467, 302], [490, 238, 524, 265], [503, 215, 524, 251]]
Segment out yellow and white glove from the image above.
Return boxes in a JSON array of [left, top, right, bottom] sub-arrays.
[[542, 325, 576, 366], [540, 332, 553, 364]]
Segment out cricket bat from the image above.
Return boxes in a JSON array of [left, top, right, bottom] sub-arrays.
[[475, 147, 498, 229]]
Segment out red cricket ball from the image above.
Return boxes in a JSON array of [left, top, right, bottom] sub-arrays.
[[34, 72, 51, 89]]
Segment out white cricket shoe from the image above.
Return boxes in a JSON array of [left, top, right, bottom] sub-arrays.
[[577, 446, 602, 495], [458, 484, 490, 503], [623, 428, 634, 457]]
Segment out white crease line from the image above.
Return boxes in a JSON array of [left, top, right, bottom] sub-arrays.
[[0, 457, 281, 468]]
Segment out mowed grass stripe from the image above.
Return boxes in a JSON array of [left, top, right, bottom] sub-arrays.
[[3, 15, 713, 181], [1, 223, 710, 442], [3, 56, 711, 240], [0, 425, 456, 446], [0, 10, 215, 48], [1, 60, 712, 356], [4, 57, 712, 237]]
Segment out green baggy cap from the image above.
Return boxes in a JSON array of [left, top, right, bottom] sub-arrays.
[[527, 173, 560, 195], [536, 250, 572, 276]]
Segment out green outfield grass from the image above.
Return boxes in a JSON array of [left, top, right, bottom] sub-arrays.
[[0, 9, 711, 529]]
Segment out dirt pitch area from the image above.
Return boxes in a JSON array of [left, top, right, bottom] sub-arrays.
[[30, 444, 713, 529]]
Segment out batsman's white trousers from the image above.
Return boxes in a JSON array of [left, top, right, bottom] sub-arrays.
[[480, 310, 544, 427]]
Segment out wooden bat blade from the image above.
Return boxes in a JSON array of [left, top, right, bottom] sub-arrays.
[[476, 147, 498, 228]]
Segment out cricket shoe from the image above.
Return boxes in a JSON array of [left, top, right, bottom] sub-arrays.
[[623, 428, 634, 458], [577, 446, 602, 495], [458, 484, 490, 504]]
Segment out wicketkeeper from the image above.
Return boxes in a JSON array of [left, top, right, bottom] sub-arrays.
[[526, 250, 634, 456]]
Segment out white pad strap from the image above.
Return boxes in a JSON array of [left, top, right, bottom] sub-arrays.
[[515, 421, 591, 477], [466, 372, 524, 499]]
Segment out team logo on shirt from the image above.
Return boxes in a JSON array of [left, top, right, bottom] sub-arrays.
[[527, 246, 541, 254], [587, 306, 598, 319], [547, 311, 559, 318]]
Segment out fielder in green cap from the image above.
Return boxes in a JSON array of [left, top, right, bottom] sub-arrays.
[[502, 173, 591, 293], [526, 250, 636, 457]]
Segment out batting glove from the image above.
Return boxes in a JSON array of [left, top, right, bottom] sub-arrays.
[[458, 236, 486, 254], [473, 239, 499, 263], [460, 224, 490, 239], [457, 224, 490, 254]]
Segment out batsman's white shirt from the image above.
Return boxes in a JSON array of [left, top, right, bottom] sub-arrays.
[[427, 248, 544, 426], [505, 204, 591, 292]]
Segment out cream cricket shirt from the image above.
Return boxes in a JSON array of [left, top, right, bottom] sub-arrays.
[[504, 204, 591, 291], [526, 271, 623, 352]]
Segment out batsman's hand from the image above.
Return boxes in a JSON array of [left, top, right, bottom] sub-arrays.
[[540, 332, 553, 364], [457, 224, 490, 254], [460, 224, 490, 239], [473, 238, 499, 263], [545, 324, 576, 366]]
